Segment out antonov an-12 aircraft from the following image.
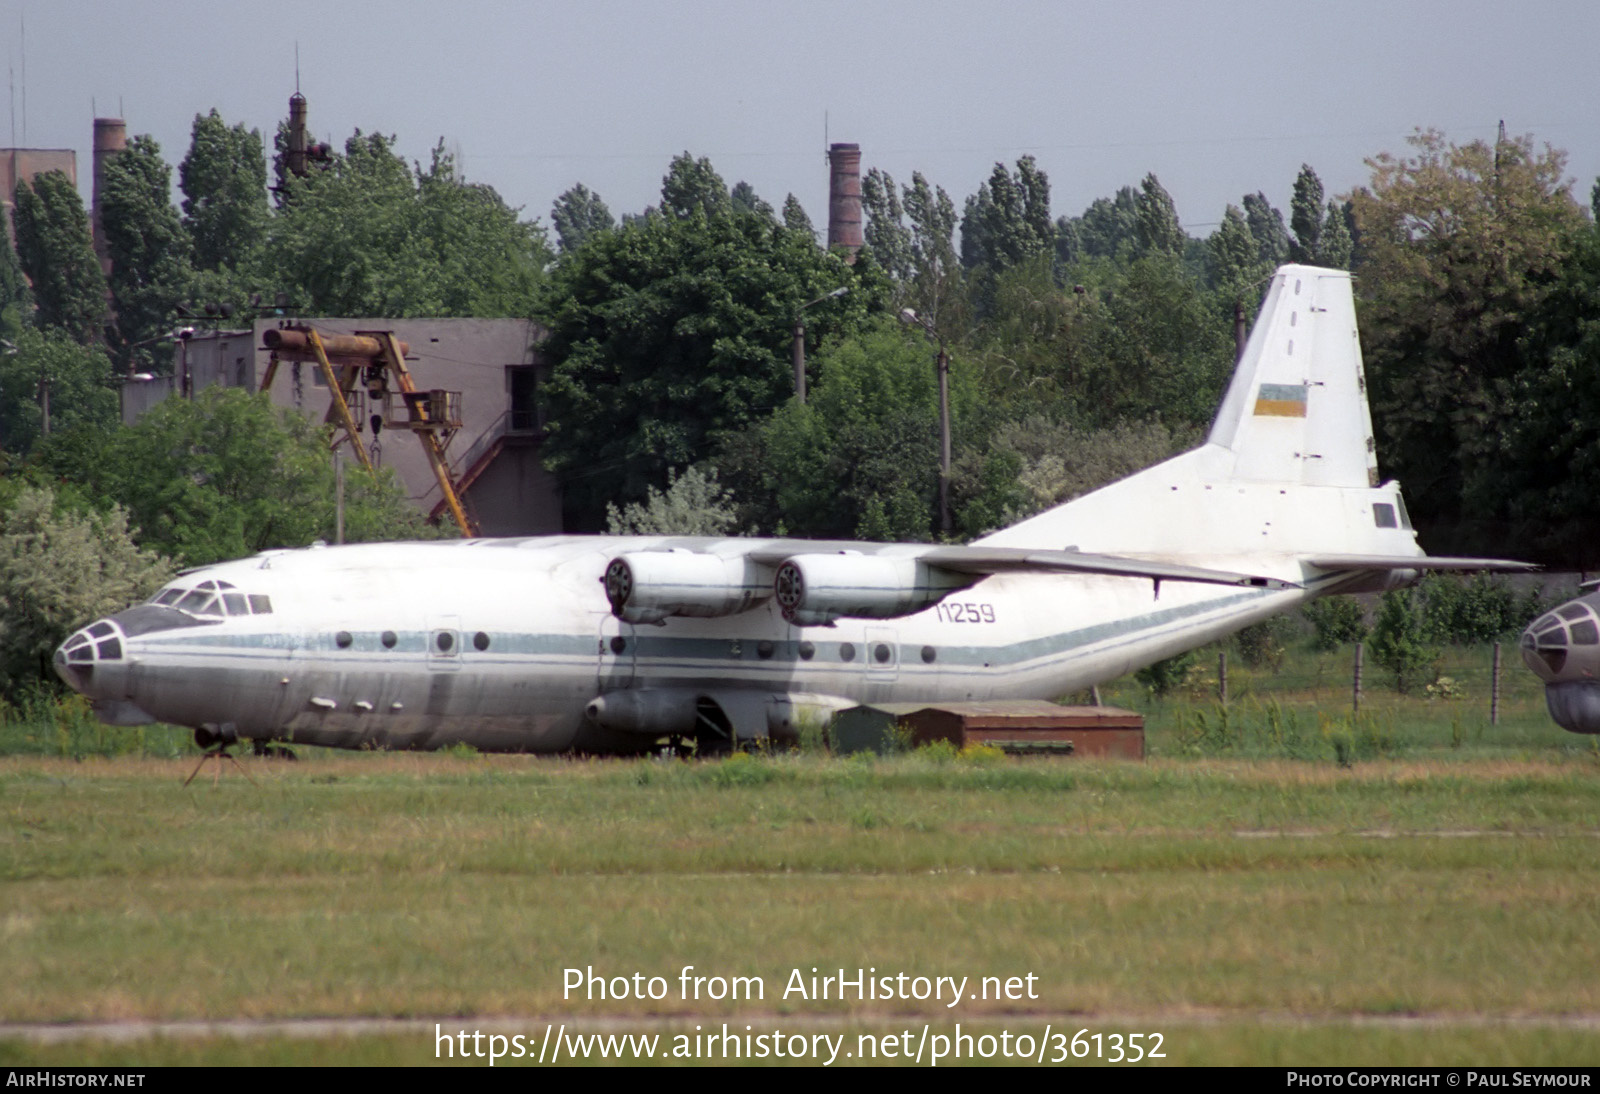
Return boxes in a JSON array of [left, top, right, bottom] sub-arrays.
[[55, 265, 1525, 754]]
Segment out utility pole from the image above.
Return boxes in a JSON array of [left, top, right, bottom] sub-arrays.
[[900, 307, 952, 536], [792, 287, 848, 404]]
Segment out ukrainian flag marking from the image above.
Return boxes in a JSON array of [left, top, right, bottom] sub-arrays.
[[1254, 383, 1308, 417]]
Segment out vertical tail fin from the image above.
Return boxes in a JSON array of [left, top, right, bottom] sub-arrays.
[[1207, 264, 1379, 489], [979, 264, 1400, 557]]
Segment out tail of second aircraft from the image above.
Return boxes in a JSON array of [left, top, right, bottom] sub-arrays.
[[977, 264, 1422, 562]]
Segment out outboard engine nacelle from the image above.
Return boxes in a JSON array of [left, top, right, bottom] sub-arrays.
[[603, 551, 772, 625], [773, 553, 974, 626]]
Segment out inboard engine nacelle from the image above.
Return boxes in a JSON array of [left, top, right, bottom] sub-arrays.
[[604, 550, 773, 624], [773, 553, 974, 626]]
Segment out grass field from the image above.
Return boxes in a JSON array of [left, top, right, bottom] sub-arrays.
[[3, 642, 1598, 1067]]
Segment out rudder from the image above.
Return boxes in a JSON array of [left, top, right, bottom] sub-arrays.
[[1206, 264, 1378, 489]]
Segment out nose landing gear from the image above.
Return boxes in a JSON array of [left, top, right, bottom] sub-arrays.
[[183, 725, 259, 788]]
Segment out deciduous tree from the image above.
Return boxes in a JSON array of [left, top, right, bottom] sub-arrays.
[[534, 193, 886, 529], [100, 135, 193, 373], [180, 110, 269, 273], [11, 172, 106, 344], [551, 183, 615, 253], [1349, 129, 1586, 532]]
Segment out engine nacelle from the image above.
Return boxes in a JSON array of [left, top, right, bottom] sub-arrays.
[[603, 551, 772, 625], [773, 553, 974, 626]]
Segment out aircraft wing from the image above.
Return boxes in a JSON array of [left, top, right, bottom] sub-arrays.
[[1306, 555, 1537, 573], [917, 546, 1299, 590]]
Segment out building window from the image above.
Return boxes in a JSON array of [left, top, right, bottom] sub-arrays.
[[507, 366, 540, 433]]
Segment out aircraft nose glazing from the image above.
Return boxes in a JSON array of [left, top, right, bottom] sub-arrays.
[[54, 619, 126, 693], [1521, 598, 1600, 683]]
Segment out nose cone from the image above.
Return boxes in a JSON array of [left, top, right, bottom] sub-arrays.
[[54, 619, 124, 697], [1522, 595, 1600, 734]]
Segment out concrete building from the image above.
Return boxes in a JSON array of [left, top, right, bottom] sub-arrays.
[[0, 146, 77, 239], [125, 317, 561, 536]]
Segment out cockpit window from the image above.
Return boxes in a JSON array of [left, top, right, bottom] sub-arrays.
[[176, 589, 219, 615], [1373, 503, 1398, 529], [149, 578, 269, 617]]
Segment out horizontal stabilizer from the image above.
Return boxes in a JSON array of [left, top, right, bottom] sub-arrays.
[[923, 546, 1299, 590], [1308, 555, 1537, 574]]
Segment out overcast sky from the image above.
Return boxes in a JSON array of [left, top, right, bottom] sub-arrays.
[[4, 0, 1596, 239]]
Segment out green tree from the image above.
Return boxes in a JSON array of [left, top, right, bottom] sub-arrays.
[[1349, 129, 1586, 534], [1468, 220, 1600, 561], [1368, 588, 1437, 692], [729, 181, 774, 220], [0, 327, 117, 455], [268, 134, 548, 317], [40, 387, 435, 565], [1242, 192, 1290, 267], [550, 183, 615, 253], [534, 193, 886, 529], [1057, 186, 1140, 265], [100, 135, 193, 374], [1134, 174, 1186, 257], [605, 464, 738, 535], [758, 320, 967, 540], [1207, 204, 1262, 291], [179, 110, 269, 273], [861, 168, 912, 281], [1319, 200, 1353, 270], [962, 156, 1053, 272], [781, 193, 815, 239], [660, 152, 730, 219], [11, 171, 107, 344], [0, 485, 172, 691], [0, 216, 29, 340], [1289, 164, 1325, 263]]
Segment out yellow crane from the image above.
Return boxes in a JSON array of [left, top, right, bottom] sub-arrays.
[[259, 325, 478, 537]]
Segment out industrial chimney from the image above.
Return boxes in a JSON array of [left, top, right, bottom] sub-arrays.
[[826, 142, 862, 260], [91, 117, 126, 276]]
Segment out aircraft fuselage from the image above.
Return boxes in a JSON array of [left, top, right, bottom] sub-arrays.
[[56, 535, 1315, 753]]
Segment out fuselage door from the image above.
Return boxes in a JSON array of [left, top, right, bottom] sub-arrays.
[[597, 614, 636, 690]]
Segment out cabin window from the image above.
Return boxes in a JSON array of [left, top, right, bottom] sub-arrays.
[[797, 641, 815, 661], [874, 643, 892, 664], [381, 631, 397, 649], [608, 635, 625, 655], [437, 632, 455, 653], [839, 642, 856, 662], [248, 595, 273, 614], [335, 632, 353, 649], [756, 640, 774, 659], [1373, 503, 1397, 529], [921, 646, 937, 663], [474, 632, 491, 651]]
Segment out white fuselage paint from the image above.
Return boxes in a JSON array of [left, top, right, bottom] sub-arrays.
[[70, 530, 1364, 754]]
